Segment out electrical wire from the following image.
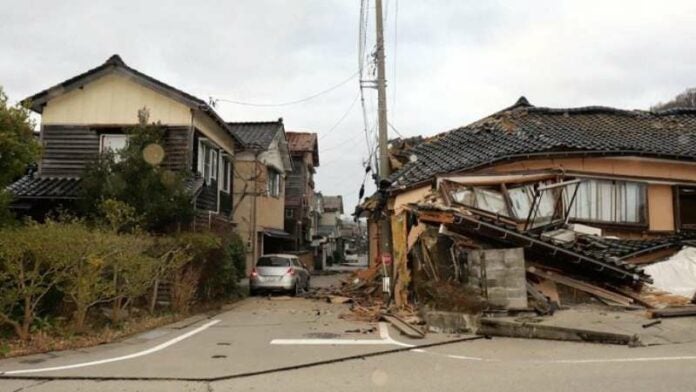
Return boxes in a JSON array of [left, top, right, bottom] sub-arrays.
[[319, 92, 360, 140], [213, 70, 359, 107]]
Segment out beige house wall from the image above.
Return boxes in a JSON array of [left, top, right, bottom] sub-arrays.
[[486, 156, 696, 183], [477, 156, 693, 233], [41, 71, 235, 155], [233, 158, 286, 273], [42, 72, 192, 126]]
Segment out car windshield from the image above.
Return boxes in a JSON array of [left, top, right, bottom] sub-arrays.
[[256, 256, 291, 267]]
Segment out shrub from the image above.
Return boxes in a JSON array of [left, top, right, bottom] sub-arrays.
[[80, 109, 194, 233], [0, 222, 72, 340]]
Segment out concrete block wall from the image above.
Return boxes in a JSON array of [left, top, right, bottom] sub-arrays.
[[468, 248, 528, 310]]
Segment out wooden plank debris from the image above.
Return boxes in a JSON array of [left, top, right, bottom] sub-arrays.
[[527, 266, 634, 307], [647, 306, 696, 319], [327, 295, 353, 304], [381, 313, 425, 339]]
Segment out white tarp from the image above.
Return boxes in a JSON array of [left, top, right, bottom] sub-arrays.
[[644, 247, 696, 299]]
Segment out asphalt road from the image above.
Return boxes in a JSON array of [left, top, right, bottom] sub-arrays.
[[1, 273, 696, 391]]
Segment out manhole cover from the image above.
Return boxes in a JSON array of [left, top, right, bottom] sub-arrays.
[[303, 332, 341, 339], [217, 342, 231, 346], [211, 355, 227, 359]]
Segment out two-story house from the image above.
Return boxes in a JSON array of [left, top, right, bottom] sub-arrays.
[[229, 119, 293, 273], [8, 55, 243, 227], [284, 132, 319, 250]]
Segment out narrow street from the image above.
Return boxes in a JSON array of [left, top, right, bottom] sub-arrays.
[[1, 274, 695, 392]]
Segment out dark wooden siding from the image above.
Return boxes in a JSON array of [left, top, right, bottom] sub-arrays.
[[41, 125, 100, 177], [162, 127, 190, 171], [195, 180, 218, 211], [40, 125, 191, 177]]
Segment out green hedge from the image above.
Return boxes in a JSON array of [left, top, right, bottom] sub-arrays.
[[0, 221, 244, 340]]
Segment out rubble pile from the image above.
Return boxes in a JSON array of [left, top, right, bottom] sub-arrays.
[[353, 174, 696, 344]]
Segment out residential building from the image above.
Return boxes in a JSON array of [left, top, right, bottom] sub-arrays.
[[362, 96, 696, 267], [317, 195, 344, 262], [228, 119, 293, 273], [284, 132, 319, 250], [9, 55, 242, 227]]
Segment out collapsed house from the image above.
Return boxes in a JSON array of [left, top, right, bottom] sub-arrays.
[[352, 97, 696, 337]]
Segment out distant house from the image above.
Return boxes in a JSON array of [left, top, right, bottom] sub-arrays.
[[318, 195, 344, 262], [284, 132, 319, 250], [228, 119, 293, 273], [9, 55, 243, 227]]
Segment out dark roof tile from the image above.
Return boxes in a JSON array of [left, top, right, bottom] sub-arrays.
[[390, 99, 696, 188]]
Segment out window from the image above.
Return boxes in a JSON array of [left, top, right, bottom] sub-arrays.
[[565, 179, 646, 224], [285, 208, 294, 218], [220, 156, 231, 193], [197, 140, 219, 184], [267, 168, 281, 197], [256, 256, 290, 267], [100, 134, 129, 161]]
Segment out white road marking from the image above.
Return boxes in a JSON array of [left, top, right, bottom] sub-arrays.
[[271, 323, 401, 346], [0, 319, 221, 375], [271, 339, 394, 345]]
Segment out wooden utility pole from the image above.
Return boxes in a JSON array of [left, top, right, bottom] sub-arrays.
[[375, 0, 393, 268]]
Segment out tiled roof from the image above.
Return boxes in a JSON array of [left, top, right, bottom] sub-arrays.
[[227, 120, 284, 150], [8, 174, 206, 200], [23, 55, 244, 146], [7, 176, 82, 199], [322, 195, 344, 213], [286, 132, 319, 166], [390, 97, 696, 189]]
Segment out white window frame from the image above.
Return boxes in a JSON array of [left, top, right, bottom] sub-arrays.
[[100, 134, 129, 161], [197, 139, 221, 184], [267, 168, 281, 198]]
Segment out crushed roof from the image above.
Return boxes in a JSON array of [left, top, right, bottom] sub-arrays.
[[286, 132, 319, 166], [23, 54, 244, 146], [227, 119, 284, 150], [389, 97, 696, 189]]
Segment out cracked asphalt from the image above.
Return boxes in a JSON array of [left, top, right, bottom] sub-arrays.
[[2, 274, 696, 392]]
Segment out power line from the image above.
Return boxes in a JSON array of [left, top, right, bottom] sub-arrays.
[[392, 0, 399, 119], [319, 92, 360, 140], [388, 121, 404, 138], [212, 70, 359, 107]]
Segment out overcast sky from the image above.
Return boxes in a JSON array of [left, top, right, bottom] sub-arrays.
[[2, 0, 696, 214]]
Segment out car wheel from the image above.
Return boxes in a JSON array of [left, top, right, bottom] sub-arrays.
[[290, 282, 299, 297], [249, 287, 258, 297]]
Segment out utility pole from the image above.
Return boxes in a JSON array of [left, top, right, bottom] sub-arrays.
[[375, 0, 393, 275]]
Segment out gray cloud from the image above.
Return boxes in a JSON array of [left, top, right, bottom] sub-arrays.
[[2, 0, 696, 214]]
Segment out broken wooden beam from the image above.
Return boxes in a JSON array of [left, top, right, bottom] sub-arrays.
[[381, 313, 425, 339], [478, 318, 639, 346], [647, 306, 696, 319], [527, 266, 634, 307]]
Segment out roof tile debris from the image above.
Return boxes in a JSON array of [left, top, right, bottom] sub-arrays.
[[390, 97, 696, 188]]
